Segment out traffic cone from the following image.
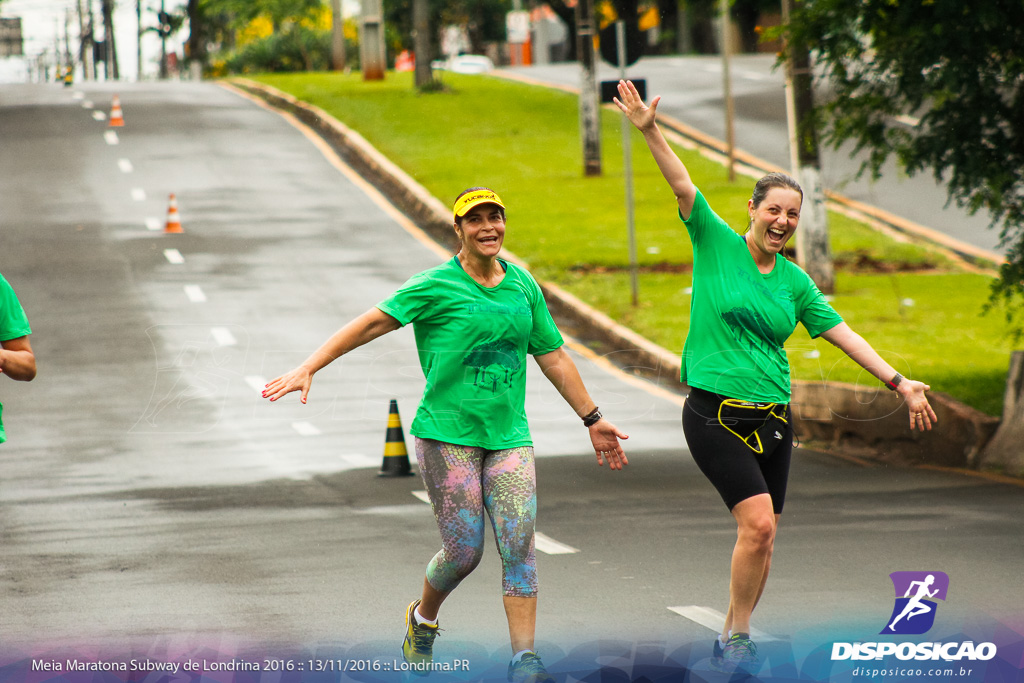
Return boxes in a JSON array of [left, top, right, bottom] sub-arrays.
[[164, 193, 183, 233], [379, 399, 414, 477], [109, 95, 125, 127]]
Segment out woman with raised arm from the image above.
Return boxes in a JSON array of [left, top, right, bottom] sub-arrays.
[[613, 80, 936, 673], [263, 187, 628, 683]]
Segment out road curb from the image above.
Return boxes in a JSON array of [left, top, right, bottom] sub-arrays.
[[224, 77, 1001, 472]]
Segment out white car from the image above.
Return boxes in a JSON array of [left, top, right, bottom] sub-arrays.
[[430, 54, 494, 74]]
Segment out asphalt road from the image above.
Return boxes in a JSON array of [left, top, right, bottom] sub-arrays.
[[0, 81, 1020, 681], [502, 55, 1007, 257]]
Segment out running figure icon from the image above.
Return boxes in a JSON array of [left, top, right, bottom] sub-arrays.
[[888, 575, 939, 631], [881, 571, 949, 635]]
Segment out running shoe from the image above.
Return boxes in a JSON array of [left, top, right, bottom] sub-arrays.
[[507, 651, 555, 683], [713, 635, 725, 660], [402, 599, 440, 674], [711, 632, 759, 673]]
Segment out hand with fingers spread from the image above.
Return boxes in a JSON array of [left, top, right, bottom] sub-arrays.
[[613, 79, 661, 132], [589, 419, 630, 470], [901, 380, 938, 431], [263, 365, 315, 405]]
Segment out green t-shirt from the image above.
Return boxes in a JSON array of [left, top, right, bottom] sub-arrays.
[[377, 257, 564, 449], [680, 189, 843, 403], [0, 273, 32, 444]]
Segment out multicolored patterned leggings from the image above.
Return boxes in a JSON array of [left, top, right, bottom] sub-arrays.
[[414, 438, 538, 598]]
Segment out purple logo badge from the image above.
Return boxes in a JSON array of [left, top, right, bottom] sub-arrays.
[[880, 571, 949, 635]]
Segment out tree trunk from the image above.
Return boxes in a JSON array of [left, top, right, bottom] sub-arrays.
[[979, 351, 1024, 475], [412, 0, 432, 88]]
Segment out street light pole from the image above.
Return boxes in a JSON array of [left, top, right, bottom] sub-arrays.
[[574, 0, 601, 176]]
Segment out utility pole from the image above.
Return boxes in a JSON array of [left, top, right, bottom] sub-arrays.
[[77, 0, 94, 80], [720, 0, 736, 182], [574, 0, 601, 176], [412, 0, 432, 87], [102, 0, 119, 80], [330, 0, 346, 71], [781, 0, 833, 293], [137, 0, 142, 81], [159, 0, 168, 79], [360, 0, 386, 80]]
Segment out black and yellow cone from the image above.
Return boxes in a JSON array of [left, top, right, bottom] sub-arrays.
[[380, 399, 414, 477]]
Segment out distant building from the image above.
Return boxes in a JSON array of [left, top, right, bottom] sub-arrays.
[[0, 17, 24, 57]]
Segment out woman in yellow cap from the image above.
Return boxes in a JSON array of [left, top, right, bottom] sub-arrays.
[[264, 187, 629, 683]]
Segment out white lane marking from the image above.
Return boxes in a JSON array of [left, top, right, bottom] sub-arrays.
[[184, 285, 207, 302], [668, 605, 780, 642], [72, 92, 85, 100], [210, 327, 237, 347], [92, 111, 106, 121], [163, 248, 185, 264], [145, 217, 161, 231], [118, 158, 133, 173], [131, 187, 146, 201], [82, 99, 93, 108], [291, 421, 321, 436], [104, 130, 118, 145], [534, 532, 580, 555], [245, 375, 267, 392], [738, 70, 773, 82], [341, 453, 379, 468], [894, 114, 920, 127], [412, 490, 431, 505]]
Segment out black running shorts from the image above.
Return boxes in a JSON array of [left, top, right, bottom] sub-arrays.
[[682, 387, 793, 514]]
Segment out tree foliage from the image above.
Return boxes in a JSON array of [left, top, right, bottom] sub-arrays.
[[785, 0, 1024, 330]]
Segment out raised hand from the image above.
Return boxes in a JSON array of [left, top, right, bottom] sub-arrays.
[[613, 79, 661, 132]]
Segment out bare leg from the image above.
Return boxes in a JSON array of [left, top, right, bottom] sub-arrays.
[[503, 596, 537, 654], [719, 494, 776, 638], [417, 576, 451, 621]]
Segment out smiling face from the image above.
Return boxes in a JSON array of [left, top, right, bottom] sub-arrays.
[[456, 203, 506, 260], [747, 187, 802, 263]]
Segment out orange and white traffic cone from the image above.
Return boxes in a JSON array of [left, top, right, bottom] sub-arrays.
[[164, 194, 183, 233], [109, 95, 125, 127]]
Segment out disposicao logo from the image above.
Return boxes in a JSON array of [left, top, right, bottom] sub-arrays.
[[831, 571, 997, 663], [881, 571, 949, 635]]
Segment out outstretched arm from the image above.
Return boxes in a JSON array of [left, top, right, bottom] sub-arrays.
[[534, 347, 629, 470], [0, 336, 36, 381], [613, 79, 697, 218], [820, 322, 938, 430], [263, 307, 400, 404]]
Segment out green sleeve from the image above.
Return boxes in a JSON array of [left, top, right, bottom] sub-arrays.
[[520, 270, 563, 356], [794, 268, 843, 338], [0, 274, 31, 341], [681, 188, 732, 249], [376, 271, 436, 327]]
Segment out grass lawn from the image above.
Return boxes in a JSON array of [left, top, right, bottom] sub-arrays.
[[246, 70, 1014, 416]]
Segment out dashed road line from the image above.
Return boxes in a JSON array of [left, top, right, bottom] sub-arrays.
[[118, 158, 133, 173], [91, 111, 106, 121], [668, 605, 779, 642], [412, 490, 431, 505], [145, 217, 161, 231], [210, 327, 237, 347], [163, 248, 185, 264], [184, 285, 206, 302], [534, 532, 579, 555], [244, 375, 267, 392], [103, 130, 118, 145], [340, 453, 378, 468], [291, 421, 321, 436], [131, 188, 146, 201]]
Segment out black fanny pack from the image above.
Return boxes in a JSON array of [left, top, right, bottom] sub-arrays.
[[716, 398, 790, 460]]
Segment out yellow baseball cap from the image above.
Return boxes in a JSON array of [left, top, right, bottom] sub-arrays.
[[453, 189, 506, 221]]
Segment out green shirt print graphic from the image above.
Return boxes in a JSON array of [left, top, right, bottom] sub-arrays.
[[463, 338, 522, 393], [377, 257, 563, 450]]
